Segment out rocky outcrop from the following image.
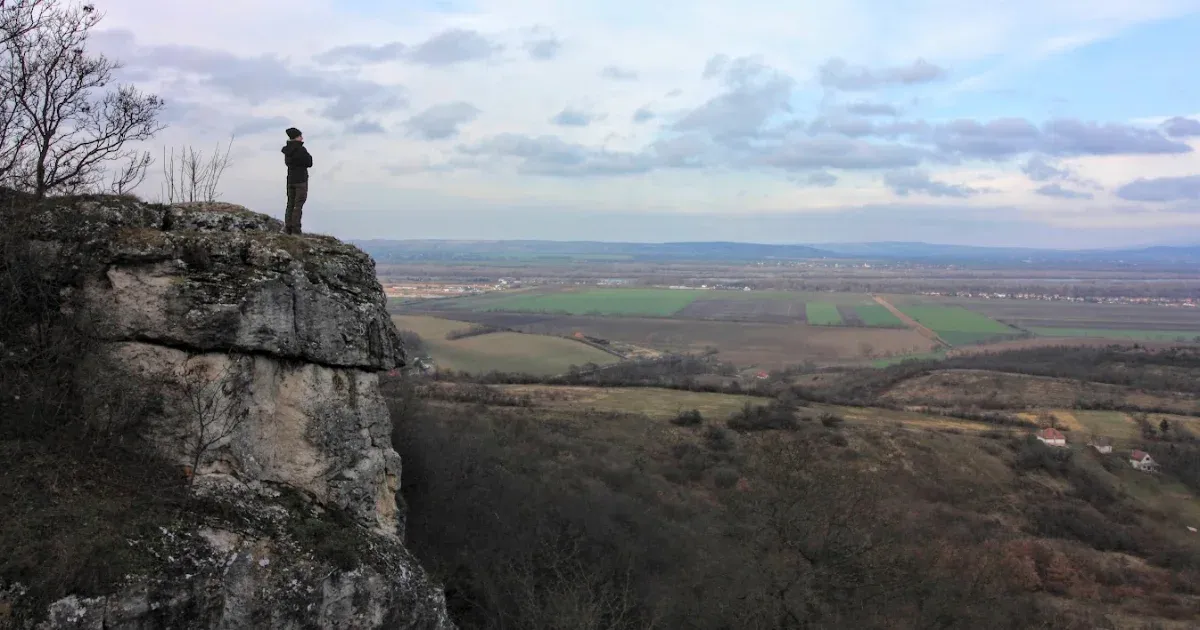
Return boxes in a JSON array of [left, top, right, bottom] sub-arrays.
[[41, 200, 405, 370], [2, 196, 453, 630]]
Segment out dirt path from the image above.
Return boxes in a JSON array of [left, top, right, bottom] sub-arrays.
[[872, 295, 950, 349]]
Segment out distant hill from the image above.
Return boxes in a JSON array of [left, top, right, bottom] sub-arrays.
[[354, 238, 1200, 268], [815, 241, 1200, 265], [354, 239, 831, 262]]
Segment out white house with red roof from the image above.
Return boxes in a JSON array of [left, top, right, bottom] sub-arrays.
[[1036, 427, 1067, 447], [1129, 450, 1158, 472]]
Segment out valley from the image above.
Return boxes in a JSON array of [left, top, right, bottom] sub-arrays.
[[376, 241, 1200, 628]]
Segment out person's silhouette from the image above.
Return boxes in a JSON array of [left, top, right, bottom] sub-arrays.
[[281, 127, 312, 234]]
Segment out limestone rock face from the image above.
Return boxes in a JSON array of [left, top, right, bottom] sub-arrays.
[[4, 195, 452, 630], [30, 198, 405, 370], [106, 342, 403, 533]]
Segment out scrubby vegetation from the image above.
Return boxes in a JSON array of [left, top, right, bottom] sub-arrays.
[[0, 199, 188, 612], [387, 368, 1200, 629]]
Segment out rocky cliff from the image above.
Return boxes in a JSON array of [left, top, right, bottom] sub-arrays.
[[0, 196, 454, 630]]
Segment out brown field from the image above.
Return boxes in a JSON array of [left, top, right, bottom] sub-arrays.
[[392, 315, 620, 376], [491, 384, 1001, 433], [836, 305, 863, 325], [946, 336, 1184, 356], [953, 300, 1200, 331], [880, 369, 1200, 414], [411, 312, 937, 368], [674, 298, 807, 323]]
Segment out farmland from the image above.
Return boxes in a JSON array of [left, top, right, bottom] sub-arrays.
[[804, 302, 843, 326], [393, 284, 1200, 371], [674, 295, 808, 323], [392, 315, 619, 376], [1026, 327, 1200, 342], [449, 288, 701, 316], [895, 305, 1022, 346], [422, 286, 941, 330], [954, 300, 1200, 331], [405, 312, 936, 368], [852, 304, 905, 328]]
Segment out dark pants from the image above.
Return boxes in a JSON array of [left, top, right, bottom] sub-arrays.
[[285, 182, 308, 234]]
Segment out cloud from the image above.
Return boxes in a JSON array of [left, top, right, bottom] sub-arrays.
[[406, 29, 501, 66], [884, 169, 978, 197], [312, 30, 502, 67], [1035, 183, 1092, 199], [231, 115, 290, 137], [404, 102, 481, 140], [932, 118, 1040, 158], [818, 58, 946, 91], [1116, 175, 1200, 202], [1022, 155, 1068, 181], [845, 102, 899, 116], [600, 65, 638, 81], [459, 133, 653, 176], [550, 108, 599, 127], [1041, 119, 1192, 156], [347, 120, 386, 135], [702, 54, 729, 79], [91, 30, 408, 122], [525, 36, 562, 61], [1162, 116, 1200, 138], [933, 118, 1190, 159], [673, 56, 794, 143], [808, 116, 876, 137], [648, 134, 717, 168], [803, 171, 838, 187], [315, 42, 407, 65], [758, 136, 927, 171], [96, 3, 1200, 245]]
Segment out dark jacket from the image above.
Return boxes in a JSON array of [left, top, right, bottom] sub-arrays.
[[282, 140, 313, 184]]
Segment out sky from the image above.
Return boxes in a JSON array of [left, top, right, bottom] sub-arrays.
[[87, 0, 1200, 248]]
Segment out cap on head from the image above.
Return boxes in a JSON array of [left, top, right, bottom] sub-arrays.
[[286, 127, 302, 140]]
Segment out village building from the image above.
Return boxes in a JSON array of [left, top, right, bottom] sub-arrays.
[[1036, 427, 1067, 447], [1129, 450, 1158, 472]]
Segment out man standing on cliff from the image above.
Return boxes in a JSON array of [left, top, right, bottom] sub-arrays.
[[282, 127, 313, 234]]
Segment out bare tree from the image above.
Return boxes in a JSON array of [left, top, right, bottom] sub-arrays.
[[178, 356, 250, 485], [159, 137, 234, 203], [0, 1, 50, 47], [107, 150, 151, 195], [0, 1, 164, 196]]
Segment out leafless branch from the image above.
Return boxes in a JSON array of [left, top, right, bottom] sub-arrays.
[[0, 0, 50, 47], [178, 356, 249, 485], [106, 149, 150, 194], [160, 137, 234, 204]]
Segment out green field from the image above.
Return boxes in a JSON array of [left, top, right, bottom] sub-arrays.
[[1029, 327, 1200, 342], [805, 302, 843, 326], [393, 315, 619, 376], [854, 304, 905, 328], [897, 305, 1018, 346], [472, 288, 699, 316], [1071, 410, 1139, 441]]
